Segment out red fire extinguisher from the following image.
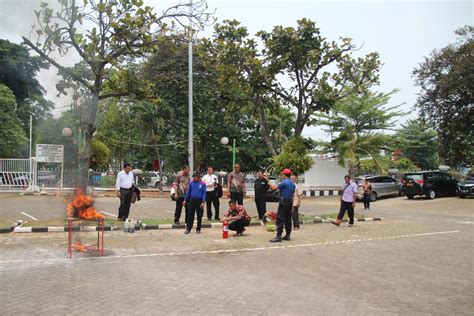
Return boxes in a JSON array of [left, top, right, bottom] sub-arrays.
[[222, 220, 229, 239]]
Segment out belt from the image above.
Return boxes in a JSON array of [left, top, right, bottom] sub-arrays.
[[120, 187, 132, 190]]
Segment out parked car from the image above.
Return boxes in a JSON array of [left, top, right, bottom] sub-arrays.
[[457, 176, 474, 198], [266, 176, 280, 202], [356, 175, 401, 201], [401, 171, 458, 199], [145, 171, 168, 188]]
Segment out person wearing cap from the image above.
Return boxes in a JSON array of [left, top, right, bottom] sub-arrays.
[[183, 172, 207, 234], [269, 168, 296, 242]]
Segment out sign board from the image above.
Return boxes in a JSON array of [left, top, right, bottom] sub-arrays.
[[36, 144, 64, 163]]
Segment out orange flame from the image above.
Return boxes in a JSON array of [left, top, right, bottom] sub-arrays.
[[74, 240, 88, 252], [67, 189, 104, 219]]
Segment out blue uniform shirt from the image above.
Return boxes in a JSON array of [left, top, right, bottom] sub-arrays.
[[185, 180, 206, 202], [278, 178, 296, 199]]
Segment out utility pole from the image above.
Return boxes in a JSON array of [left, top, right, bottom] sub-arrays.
[[188, 1, 194, 175]]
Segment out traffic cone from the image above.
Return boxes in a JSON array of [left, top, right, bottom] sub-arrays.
[[222, 220, 229, 239]]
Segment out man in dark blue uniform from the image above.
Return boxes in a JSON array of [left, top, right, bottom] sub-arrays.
[[269, 168, 296, 242], [183, 172, 206, 234]]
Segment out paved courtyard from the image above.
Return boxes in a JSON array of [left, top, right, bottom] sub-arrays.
[[0, 195, 473, 314]]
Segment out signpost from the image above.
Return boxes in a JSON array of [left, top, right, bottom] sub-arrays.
[[36, 144, 64, 188]]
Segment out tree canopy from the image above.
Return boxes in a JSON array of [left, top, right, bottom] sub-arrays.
[[413, 26, 474, 166]]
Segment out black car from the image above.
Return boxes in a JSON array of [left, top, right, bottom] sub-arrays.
[[402, 171, 458, 199], [266, 176, 280, 202], [458, 176, 474, 198]]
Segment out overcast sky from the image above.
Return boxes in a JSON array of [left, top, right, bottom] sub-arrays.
[[1, 0, 472, 139]]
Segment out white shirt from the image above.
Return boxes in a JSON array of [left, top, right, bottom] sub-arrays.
[[342, 181, 358, 202], [115, 170, 134, 190], [202, 174, 218, 192]]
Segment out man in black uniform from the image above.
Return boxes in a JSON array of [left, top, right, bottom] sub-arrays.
[[254, 171, 269, 222]]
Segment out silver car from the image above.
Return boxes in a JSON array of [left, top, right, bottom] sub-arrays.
[[356, 175, 401, 201]]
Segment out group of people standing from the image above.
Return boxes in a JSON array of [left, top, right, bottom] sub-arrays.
[[115, 162, 360, 242], [169, 163, 302, 241]]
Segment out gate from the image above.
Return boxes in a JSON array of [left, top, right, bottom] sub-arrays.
[[0, 159, 35, 192]]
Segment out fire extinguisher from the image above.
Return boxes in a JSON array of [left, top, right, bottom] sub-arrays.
[[222, 220, 229, 239]]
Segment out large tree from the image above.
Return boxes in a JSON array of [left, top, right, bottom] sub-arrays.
[[0, 84, 28, 157], [412, 26, 474, 166], [22, 0, 211, 186], [391, 119, 439, 170], [258, 18, 382, 136], [0, 39, 52, 156]]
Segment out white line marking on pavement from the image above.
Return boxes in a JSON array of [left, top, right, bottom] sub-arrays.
[[20, 212, 38, 221], [100, 211, 117, 217], [0, 230, 460, 266]]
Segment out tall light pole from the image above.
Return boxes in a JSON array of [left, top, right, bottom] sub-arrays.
[[188, 2, 194, 175], [221, 137, 236, 170]]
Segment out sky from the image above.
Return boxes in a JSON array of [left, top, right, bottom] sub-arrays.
[[0, 0, 472, 140]]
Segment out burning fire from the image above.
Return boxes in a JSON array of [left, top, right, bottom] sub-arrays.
[[66, 189, 104, 219], [74, 240, 88, 252]]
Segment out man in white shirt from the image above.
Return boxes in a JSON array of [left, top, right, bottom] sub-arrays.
[[332, 175, 358, 227], [115, 163, 134, 221], [202, 167, 220, 220]]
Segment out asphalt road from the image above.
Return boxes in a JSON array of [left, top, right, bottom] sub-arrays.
[[0, 195, 473, 315]]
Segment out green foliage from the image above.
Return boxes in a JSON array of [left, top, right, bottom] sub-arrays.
[[359, 157, 419, 175], [90, 139, 110, 169], [391, 119, 439, 170], [269, 137, 313, 175], [315, 89, 405, 136], [0, 84, 28, 157], [413, 26, 474, 166], [315, 90, 403, 175], [257, 18, 382, 136], [0, 39, 52, 156]]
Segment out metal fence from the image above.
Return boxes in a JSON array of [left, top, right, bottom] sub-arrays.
[[0, 159, 33, 192]]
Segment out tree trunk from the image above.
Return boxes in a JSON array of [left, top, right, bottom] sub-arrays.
[[255, 101, 277, 156], [78, 94, 99, 191]]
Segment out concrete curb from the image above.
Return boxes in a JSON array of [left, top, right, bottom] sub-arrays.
[[2, 217, 382, 234]]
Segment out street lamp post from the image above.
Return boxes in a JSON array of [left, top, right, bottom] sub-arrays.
[[220, 137, 236, 170]]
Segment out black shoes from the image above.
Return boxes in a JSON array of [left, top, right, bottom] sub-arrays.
[[282, 235, 291, 241], [184, 230, 190, 234], [270, 236, 282, 242]]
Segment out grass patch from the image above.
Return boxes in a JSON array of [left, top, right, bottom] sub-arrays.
[[319, 213, 365, 220], [0, 220, 15, 228]]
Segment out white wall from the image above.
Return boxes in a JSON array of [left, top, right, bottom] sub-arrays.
[[303, 158, 348, 188]]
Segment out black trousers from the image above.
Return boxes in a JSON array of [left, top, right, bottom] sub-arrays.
[[174, 196, 188, 223], [228, 218, 250, 233], [363, 193, 371, 209], [276, 198, 292, 237], [118, 188, 132, 220], [186, 199, 204, 231], [255, 195, 267, 219], [206, 191, 220, 219], [337, 201, 355, 225], [291, 206, 300, 228], [230, 192, 244, 206]]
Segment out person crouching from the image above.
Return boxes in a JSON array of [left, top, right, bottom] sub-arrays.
[[222, 200, 251, 236]]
